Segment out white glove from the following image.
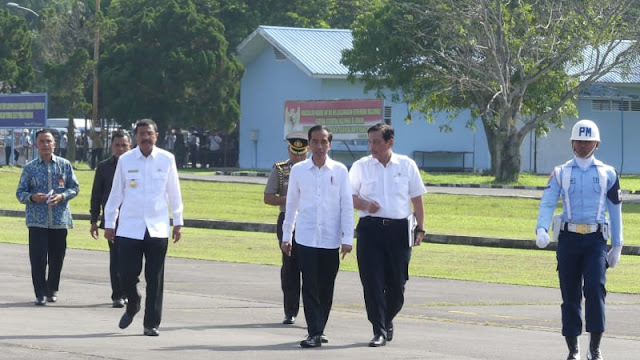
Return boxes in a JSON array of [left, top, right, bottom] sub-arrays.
[[536, 228, 550, 248], [607, 245, 622, 268]]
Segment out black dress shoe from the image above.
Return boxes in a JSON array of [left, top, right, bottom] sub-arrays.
[[300, 335, 322, 348], [143, 327, 159, 336], [386, 321, 394, 341], [119, 312, 136, 329], [46, 292, 58, 303], [368, 334, 387, 347], [320, 334, 328, 343], [34, 296, 47, 306], [112, 298, 125, 308], [282, 315, 295, 324]]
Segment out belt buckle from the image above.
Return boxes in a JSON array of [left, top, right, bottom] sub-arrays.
[[576, 224, 589, 234], [382, 219, 391, 226]]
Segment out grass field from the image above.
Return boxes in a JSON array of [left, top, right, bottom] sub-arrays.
[[1, 216, 639, 294], [2, 166, 639, 294], [3, 167, 640, 243]]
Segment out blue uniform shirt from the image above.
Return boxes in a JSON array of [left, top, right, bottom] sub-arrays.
[[16, 155, 80, 229], [537, 157, 623, 246]]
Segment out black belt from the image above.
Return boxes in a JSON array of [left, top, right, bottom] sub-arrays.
[[363, 216, 405, 226]]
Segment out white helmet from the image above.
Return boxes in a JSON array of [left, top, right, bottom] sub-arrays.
[[570, 119, 600, 142]]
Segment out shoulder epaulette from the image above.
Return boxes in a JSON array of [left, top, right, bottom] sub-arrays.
[[274, 160, 290, 195]]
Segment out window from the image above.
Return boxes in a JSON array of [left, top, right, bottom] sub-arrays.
[[383, 106, 392, 124], [274, 48, 286, 60], [592, 99, 640, 112]]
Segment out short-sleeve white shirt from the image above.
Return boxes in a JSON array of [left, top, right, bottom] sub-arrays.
[[349, 153, 426, 219]]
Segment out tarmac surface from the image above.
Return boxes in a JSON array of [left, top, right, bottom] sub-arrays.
[[2, 173, 639, 359], [1, 241, 639, 360]]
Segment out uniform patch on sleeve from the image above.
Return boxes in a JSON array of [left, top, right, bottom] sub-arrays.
[[544, 172, 555, 189], [607, 177, 622, 204]]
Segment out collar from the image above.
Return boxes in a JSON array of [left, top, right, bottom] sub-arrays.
[[571, 155, 603, 170], [303, 156, 335, 170], [36, 154, 58, 165], [370, 152, 399, 166], [134, 146, 157, 159]]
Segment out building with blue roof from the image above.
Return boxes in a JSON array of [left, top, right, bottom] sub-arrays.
[[236, 26, 640, 174]]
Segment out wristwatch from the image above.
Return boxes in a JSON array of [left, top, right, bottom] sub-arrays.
[[415, 227, 425, 234]]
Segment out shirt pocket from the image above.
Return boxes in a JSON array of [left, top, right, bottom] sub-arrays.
[[593, 177, 603, 194], [360, 179, 377, 198], [393, 175, 409, 194], [152, 170, 168, 186]]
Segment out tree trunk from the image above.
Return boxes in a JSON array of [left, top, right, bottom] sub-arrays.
[[494, 132, 524, 183]]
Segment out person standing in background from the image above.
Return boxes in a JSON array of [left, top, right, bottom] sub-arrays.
[[20, 129, 32, 164], [164, 129, 176, 154], [90, 128, 105, 169], [5, 129, 17, 166], [59, 131, 68, 158], [174, 128, 186, 169]]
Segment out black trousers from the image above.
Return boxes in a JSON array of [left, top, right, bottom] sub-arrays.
[[28, 227, 67, 298], [5, 146, 18, 165], [297, 243, 339, 337], [276, 212, 301, 318], [91, 148, 103, 169], [107, 238, 125, 301], [356, 217, 411, 338], [118, 230, 168, 329]]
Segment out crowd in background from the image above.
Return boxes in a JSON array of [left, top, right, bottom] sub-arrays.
[[159, 127, 238, 169], [2, 126, 239, 169]]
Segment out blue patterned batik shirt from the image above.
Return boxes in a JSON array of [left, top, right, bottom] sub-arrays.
[[16, 155, 80, 229]]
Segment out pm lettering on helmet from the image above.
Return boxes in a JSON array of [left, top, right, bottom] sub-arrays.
[[579, 127, 592, 137]]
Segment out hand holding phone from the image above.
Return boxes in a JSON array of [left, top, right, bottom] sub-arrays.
[[46, 190, 54, 204]]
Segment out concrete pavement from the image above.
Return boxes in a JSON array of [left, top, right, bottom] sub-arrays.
[[0, 242, 638, 360]]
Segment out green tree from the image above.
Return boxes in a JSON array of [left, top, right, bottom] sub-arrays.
[[343, 0, 640, 181], [44, 48, 92, 162], [30, 0, 98, 120], [0, 9, 34, 93], [213, 0, 382, 49], [100, 0, 243, 133]]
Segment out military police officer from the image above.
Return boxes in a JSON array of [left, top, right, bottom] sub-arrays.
[[536, 119, 623, 360], [263, 131, 308, 324]]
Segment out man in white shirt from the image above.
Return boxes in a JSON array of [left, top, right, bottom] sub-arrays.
[[104, 118, 184, 337], [207, 130, 222, 168], [350, 123, 426, 347], [282, 125, 354, 348], [19, 129, 32, 163], [59, 131, 68, 158]]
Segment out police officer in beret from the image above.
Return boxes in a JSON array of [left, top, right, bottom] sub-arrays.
[[263, 131, 308, 325], [536, 119, 623, 360]]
